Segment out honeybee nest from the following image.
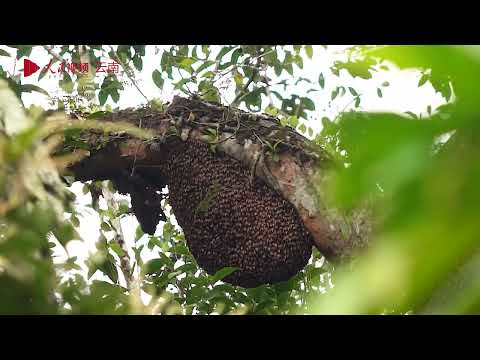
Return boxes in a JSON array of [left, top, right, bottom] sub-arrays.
[[69, 97, 320, 288], [160, 139, 313, 288]]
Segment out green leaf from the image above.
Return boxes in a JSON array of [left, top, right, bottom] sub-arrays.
[[274, 64, 282, 76], [305, 45, 313, 59], [12, 45, 32, 59], [233, 72, 244, 88], [336, 59, 374, 79], [59, 73, 74, 94], [302, 97, 315, 111], [175, 263, 197, 274], [21, 84, 49, 97], [111, 90, 120, 103], [101, 222, 111, 232], [377, 88, 383, 98], [147, 236, 162, 250], [167, 270, 183, 280], [152, 69, 164, 89], [294, 55, 304, 69], [135, 225, 144, 242], [82, 184, 90, 195], [318, 73, 325, 89], [191, 46, 198, 59], [265, 106, 278, 116], [298, 123, 306, 133], [295, 77, 312, 85], [230, 48, 243, 65], [202, 71, 215, 79], [133, 56, 143, 71], [145, 258, 168, 275], [158, 252, 175, 269], [51, 223, 77, 248], [355, 96, 361, 108], [98, 89, 108, 106], [232, 291, 252, 304], [186, 285, 206, 304], [174, 78, 190, 90], [71, 215, 80, 227], [348, 87, 358, 96], [288, 116, 299, 128], [179, 57, 195, 70], [418, 73, 429, 87], [133, 245, 144, 267], [195, 60, 215, 74], [198, 80, 221, 103], [331, 89, 338, 101], [211, 267, 238, 283], [162, 222, 173, 242], [170, 243, 190, 256], [270, 90, 283, 102], [100, 256, 119, 284], [404, 111, 418, 119], [110, 242, 125, 257], [0, 49, 11, 57], [285, 63, 294, 75], [215, 46, 234, 61]]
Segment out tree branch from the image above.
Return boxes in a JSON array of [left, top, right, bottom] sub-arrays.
[[67, 96, 372, 262], [108, 46, 149, 104]]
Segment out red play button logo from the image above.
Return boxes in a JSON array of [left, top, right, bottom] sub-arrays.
[[23, 58, 40, 77]]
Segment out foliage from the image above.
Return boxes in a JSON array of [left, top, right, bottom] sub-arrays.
[[0, 45, 479, 314], [310, 46, 480, 314]]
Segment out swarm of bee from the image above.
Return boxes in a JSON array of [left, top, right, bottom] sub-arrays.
[[162, 139, 313, 288]]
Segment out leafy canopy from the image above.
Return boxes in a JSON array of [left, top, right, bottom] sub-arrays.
[[0, 45, 478, 314]]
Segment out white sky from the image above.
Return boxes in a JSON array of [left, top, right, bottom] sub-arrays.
[[0, 45, 446, 305]]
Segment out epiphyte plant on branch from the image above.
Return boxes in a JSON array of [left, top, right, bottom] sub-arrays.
[[0, 45, 479, 315]]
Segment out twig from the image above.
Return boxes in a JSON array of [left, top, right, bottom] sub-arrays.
[[102, 183, 133, 289], [337, 94, 361, 116], [42, 45, 65, 64], [108, 46, 149, 104], [231, 77, 255, 107], [12, 57, 17, 78], [107, 46, 149, 176], [176, 68, 195, 96]]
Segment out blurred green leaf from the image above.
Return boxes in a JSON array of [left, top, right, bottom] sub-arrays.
[[211, 267, 238, 284], [21, 84, 50, 97], [152, 69, 164, 89]]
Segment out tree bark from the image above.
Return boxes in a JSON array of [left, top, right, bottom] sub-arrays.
[[66, 96, 372, 262]]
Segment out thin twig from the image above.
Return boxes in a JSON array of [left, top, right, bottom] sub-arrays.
[[42, 45, 65, 64], [231, 77, 255, 107], [108, 46, 149, 104], [106, 46, 149, 176], [107, 46, 148, 175], [217, 114, 241, 144], [102, 183, 133, 289]]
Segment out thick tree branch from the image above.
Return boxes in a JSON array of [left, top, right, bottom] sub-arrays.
[[64, 96, 372, 262]]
